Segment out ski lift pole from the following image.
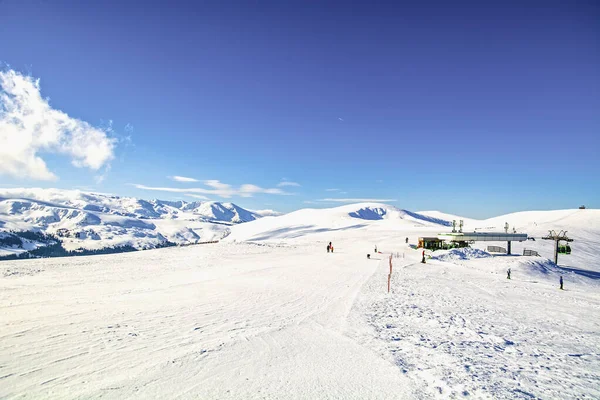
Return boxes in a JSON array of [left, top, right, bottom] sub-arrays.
[[542, 230, 574, 266]]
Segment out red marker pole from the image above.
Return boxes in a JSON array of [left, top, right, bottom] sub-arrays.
[[387, 254, 393, 293]]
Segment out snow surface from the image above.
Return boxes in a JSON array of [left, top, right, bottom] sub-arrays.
[[1, 201, 599, 398], [0, 188, 264, 254]]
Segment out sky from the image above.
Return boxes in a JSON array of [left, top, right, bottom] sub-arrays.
[[0, 0, 598, 218]]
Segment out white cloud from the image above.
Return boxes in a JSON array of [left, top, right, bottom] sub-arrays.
[[0, 69, 116, 181], [338, 117, 344, 121], [170, 175, 199, 182], [185, 193, 210, 200], [325, 188, 340, 192], [133, 180, 291, 199], [277, 181, 300, 187], [318, 198, 397, 203], [205, 179, 233, 191]]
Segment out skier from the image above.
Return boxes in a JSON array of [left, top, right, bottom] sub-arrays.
[[331, 245, 334, 253], [406, 237, 409, 244], [421, 249, 426, 264], [507, 268, 511, 279], [327, 244, 330, 253], [375, 245, 377, 253], [560, 275, 564, 290]]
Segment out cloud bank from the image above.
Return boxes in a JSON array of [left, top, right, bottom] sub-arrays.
[[170, 175, 199, 182], [277, 181, 300, 187], [319, 198, 397, 203], [0, 69, 116, 181], [134, 180, 291, 199]]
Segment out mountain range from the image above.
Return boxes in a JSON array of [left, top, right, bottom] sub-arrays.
[[0, 188, 265, 257], [1, 188, 597, 264]]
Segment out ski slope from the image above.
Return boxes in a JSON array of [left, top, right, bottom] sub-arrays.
[[1, 204, 599, 398]]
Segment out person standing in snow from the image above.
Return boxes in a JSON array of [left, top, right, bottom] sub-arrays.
[[406, 237, 409, 244], [421, 250, 426, 264], [560, 275, 564, 290], [507, 268, 511, 279], [327, 244, 330, 253], [375, 245, 377, 253]]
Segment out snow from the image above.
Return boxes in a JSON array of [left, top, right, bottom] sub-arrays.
[[1, 201, 599, 398], [0, 188, 262, 253], [431, 247, 492, 262], [351, 251, 600, 399], [251, 209, 283, 217]]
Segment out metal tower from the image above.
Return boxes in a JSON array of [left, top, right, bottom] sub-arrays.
[[542, 230, 574, 265]]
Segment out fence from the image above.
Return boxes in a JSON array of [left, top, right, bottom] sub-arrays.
[[487, 246, 507, 253]]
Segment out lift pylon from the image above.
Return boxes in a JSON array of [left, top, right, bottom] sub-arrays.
[[541, 230, 573, 265]]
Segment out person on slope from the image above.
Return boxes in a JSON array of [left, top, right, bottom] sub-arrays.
[[507, 268, 511, 279], [560, 275, 564, 290], [327, 243, 330, 253]]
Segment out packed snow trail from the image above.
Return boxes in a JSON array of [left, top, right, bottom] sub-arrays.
[[0, 241, 414, 399]]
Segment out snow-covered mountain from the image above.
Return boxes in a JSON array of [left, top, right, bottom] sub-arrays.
[[0, 188, 263, 258], [0, 188, 261, 222], [2, 189, 598, 265], [227, 203, 600, 272], [226, 203, 453, 242]]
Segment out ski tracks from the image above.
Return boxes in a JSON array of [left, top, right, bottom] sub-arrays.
[[350, 254, 600, 399]]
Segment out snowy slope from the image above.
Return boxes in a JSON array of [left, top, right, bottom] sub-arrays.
[[227, 203, 451, 243], [417, 210, 479, 227], [407, 208, 600, 272], [467, 209, 600, 272], [1, 220, 598, 398], [350, 245, 600, 399], [0, 188, 262, 255]]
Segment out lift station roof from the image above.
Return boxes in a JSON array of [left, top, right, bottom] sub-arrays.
[[437, 232, 528, 242]]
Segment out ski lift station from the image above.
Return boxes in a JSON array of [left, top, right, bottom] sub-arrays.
[[418, 221, 528, 254]]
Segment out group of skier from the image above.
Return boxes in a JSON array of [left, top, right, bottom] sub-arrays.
[[508, 268, 564, 289], [325, 238, 567, 290]]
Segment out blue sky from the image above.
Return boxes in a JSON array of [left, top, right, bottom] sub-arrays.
[[0, 0, 598, 218]]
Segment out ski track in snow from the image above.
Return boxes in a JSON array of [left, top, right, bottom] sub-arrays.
[[349, 249, 600, 399], [0, 241, 414, 399]]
